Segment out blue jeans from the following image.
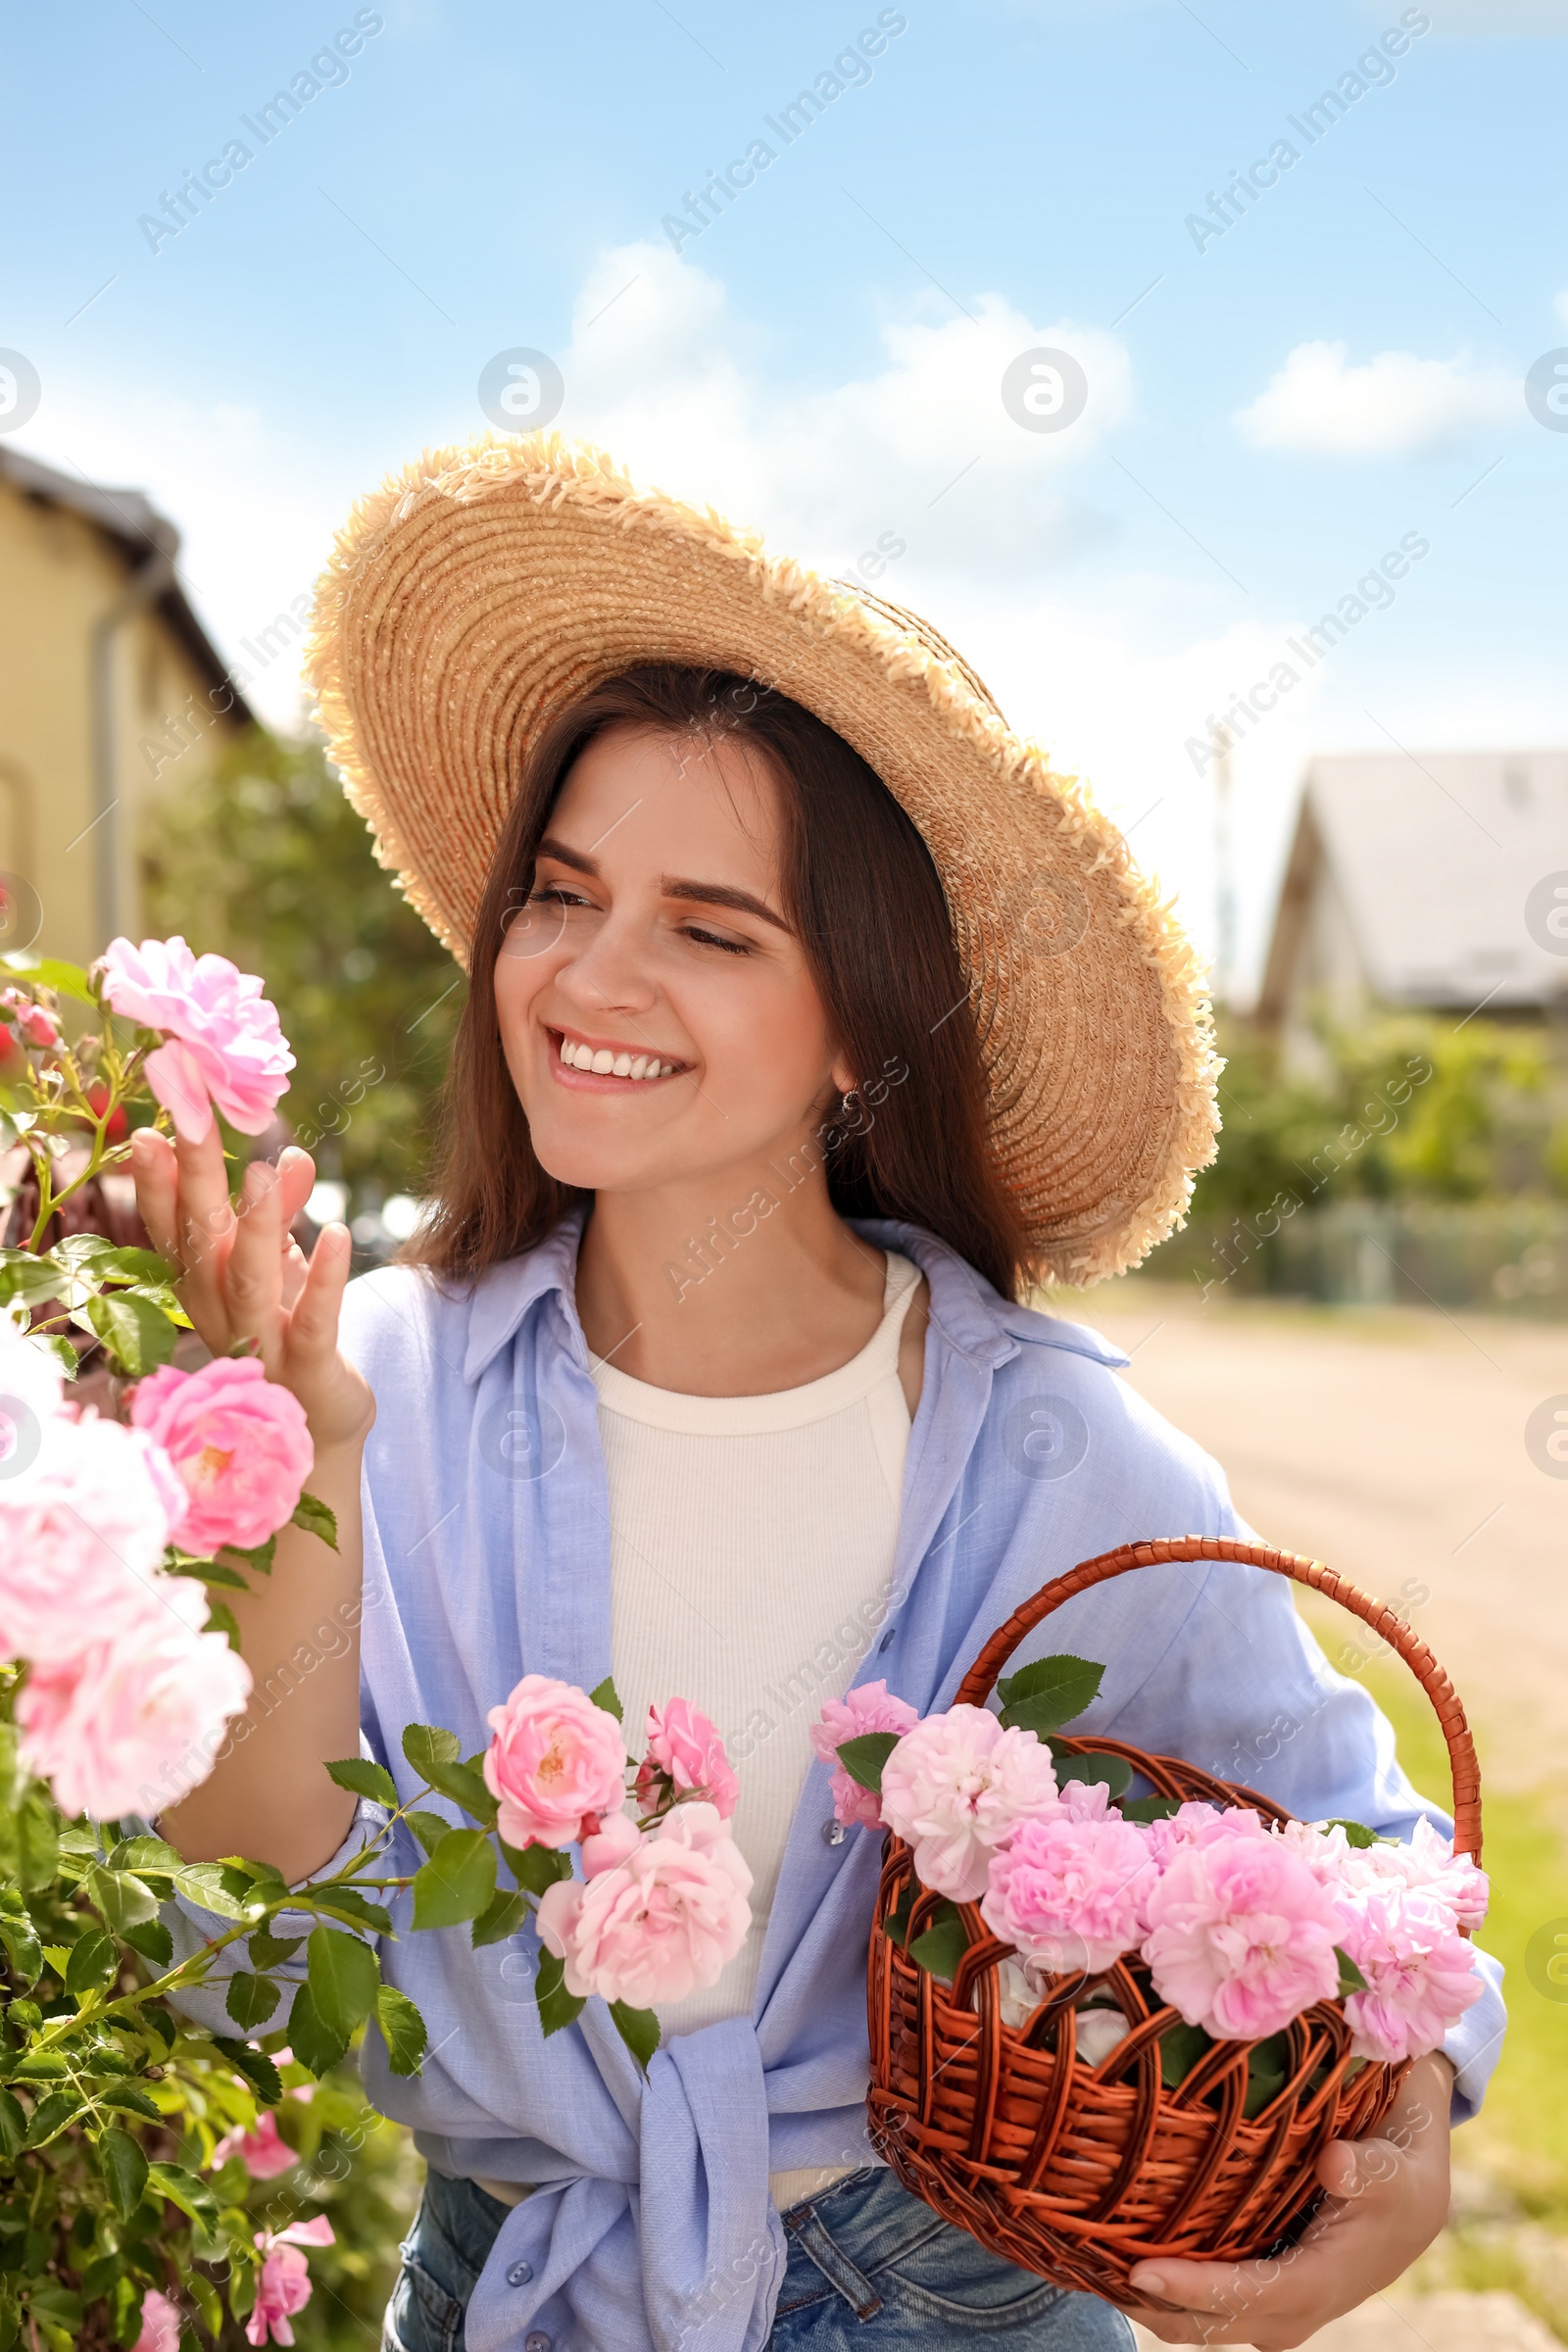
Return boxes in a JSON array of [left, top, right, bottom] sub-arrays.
[[382, 2164, 1134, 2350]]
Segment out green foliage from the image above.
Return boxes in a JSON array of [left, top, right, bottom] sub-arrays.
[[141, 726, 464, 1205], [995, 1653, 1104, 1737]]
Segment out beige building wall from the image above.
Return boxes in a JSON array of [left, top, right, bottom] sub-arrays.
[[0, 471, 248, 969]]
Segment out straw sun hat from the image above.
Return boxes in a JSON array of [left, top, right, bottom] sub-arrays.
[[303, 431, 1219, 1285]]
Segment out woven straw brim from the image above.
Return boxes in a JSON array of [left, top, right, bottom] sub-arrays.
[[302, 431, 1219, 1285]]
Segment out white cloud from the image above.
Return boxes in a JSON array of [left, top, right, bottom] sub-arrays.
[[1234, 339, 1517, 455]]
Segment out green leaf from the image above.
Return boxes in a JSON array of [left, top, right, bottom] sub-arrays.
[[220, 1533, 275, 1577], [247, 1927, 303, 1968], [835, 1731, 901, 1796], [1335, 1944, 1370, 1997], [185, 2274, 223, 2339], [16, 1797, 57, 1894], [309, 1888, 393, 1936], [204, 1596, 243, 1650], [588, 1677, 623, 1723], [107, 1836, 181, 1876], [212, 2037, 282, 2105], [882, 1881, 917, 1951], [12, 2049, 69, 2079], [144, 2161, 218, 2227], [165, 1557, 250, 1590], [1159, 2020, 1211, 2089], [325, 1757, 398, 1807], [84, 1246, 173, 1284], [306, 1925, 380, 2038], [420, 1756, 498, 1824], [86, 1867, 160, 1934], [97, 2086, 163, 2125], [534, 1948, 586, 2039], [22, 2091, 80, 2148], [402, 1723, 461, 1775], [1325, 1819, 1382, 1849], [1120, 1795, 1185, 1824], [404, 1809, 454, 1856], [1, 953, 95, 1004], [504, 1839, 572, 1896], [224, 1972, 280, 2031], [413, 1830, 497, 1930], [996, 1652, 1105, 1734], [374, 1983, 427, 2076], [609, 2002, 660, 2073], [908, 1905, 970, 1985], [1244, 2031, 1293, 2120], [1055, 1750, 1134, 1800], [0, 1255, 66, 1308], [30, 1335, 78, 1379], [82, 1291, 178, 1377], [285, 1984, 348, 2079], [171, 1863, 251, 1920], [65, 1931, 119, 1997], [290, 1491, 338, 1548], [0, 2094, 24, 2161], [0, 1919, 41, 1986], [120, 1919, 172, 1971], [471, 1889, 528, 1948]]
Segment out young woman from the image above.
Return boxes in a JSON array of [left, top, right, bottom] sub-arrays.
[[132, 438, 1501, 2352]]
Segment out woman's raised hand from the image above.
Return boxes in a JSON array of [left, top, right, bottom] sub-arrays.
[[129, 1122, 374, 1452]]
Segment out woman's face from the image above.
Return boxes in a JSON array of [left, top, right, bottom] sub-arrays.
[[494, 720, 854, 1199]]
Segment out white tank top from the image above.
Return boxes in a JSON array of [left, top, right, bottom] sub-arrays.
[[593, 1251, 920, 2205]]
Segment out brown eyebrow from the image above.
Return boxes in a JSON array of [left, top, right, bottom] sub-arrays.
[[535, 837, 792, 935]]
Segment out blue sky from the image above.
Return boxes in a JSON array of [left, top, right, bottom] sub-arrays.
[[7, 0, 1566, 995]]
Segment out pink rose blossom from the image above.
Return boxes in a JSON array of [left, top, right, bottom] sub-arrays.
[[98, 935, 294, 1144], [809, 1681, 919, 1830], [536, 1800, 753, 2009], [130, 1356, 314, 1555], [482, 1674, 628, 1849], [641, 1698, 740, 1819], [581, 1811, 643, 1878], [1335, 1886, 1483, 2064], [247, 2215, 334, 2347], [1345, 1817, 1490, 1931], [134, 2287, 182, 2352], [17, 1594, 252, 1819], [878, 1705, 1059, 1902], [1054, 1777, 1114, 1824], [0, 989, 62, 1051], [213, 2107, 298, 2178], [1142, 1822, 1343, 2041], [1134, 1801, 1232, 1869], [982, 1810, 1156, 1975], [0, 1410, 186, 1666]]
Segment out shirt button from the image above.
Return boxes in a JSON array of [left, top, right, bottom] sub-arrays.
[[525, 2335, 551, 2351], [879, 1630, 896, 1652], [507, 2260, 534, 2286], [821, 1818, 847, 1846]]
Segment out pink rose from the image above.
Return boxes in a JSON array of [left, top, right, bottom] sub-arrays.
[[809, 1681, 919, 1830], [247, 2216, 333, 2347], [1142, 1822, 1343, 2041], [1340, 1817, 1490, 1932], [98, 935, 294, 1144], [482, 1674, 628, 1849], [0, 989, 62, 1051], [537, 1800, 753, 2009], [213, 2107, 298, 2179], [640, 1698, 740, 1819], [134, 2288, 182, 2352], [130, 1356, 314, 1555], [983, 1810, 1156, 1976], [0, 1411, 186, 1667], [1335, 1886, 1483, 2064], [17, 1595, 252, 1820], [581, 1811, 643, 1878], [878, 1704, 1059, 1903]]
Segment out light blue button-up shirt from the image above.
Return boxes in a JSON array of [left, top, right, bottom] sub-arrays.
[[169, 1212, 1504, 2352]]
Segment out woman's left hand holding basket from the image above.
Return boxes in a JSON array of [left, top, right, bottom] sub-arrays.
[[1125, 2050, 1453, 2346]]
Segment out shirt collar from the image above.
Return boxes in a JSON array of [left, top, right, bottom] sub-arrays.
[[460, 1206, 1029, 1386]]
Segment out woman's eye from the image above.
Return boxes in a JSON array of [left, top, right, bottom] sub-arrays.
[[680, 924, 751, 956], [529, 883, 592, 909]]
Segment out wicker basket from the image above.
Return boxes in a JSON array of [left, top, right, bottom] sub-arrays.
[[865, 1537, 1482, 2305]]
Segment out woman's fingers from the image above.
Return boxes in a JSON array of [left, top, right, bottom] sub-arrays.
[[128, 1127, 180, 1263], [274, 1146, 317, 1227], [222, 1158, 287, 1374], [285, 1224, 375, 1447]]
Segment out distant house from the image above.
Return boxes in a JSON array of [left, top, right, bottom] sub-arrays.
[[0, 447, 252, 969], [1256, 749, 1568, 1071]]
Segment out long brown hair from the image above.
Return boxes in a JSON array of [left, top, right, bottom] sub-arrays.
[[404, 664, 1028, 1298]]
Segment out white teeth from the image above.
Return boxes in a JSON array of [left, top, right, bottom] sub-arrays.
[[660, 1062, 674, 1077], [569, 1041, 591, 1068], [629, 1055, 648, 1080], [558, 1035, 570, 1063], [612, 1053, 633, 1077], [559, 1037, 677, 1079], [590, 1049, 613, 1074]]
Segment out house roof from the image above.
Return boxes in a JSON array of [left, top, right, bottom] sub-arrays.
[[0, 445, 255, 725], [1258, 747, 1568, 1020]]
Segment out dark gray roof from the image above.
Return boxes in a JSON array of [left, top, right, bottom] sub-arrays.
[[0, 445, 255, 724]]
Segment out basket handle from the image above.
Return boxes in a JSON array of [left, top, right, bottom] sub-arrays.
[[953, 1536, 1482, 1862]]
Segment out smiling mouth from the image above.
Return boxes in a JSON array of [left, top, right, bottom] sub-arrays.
[[550, 1028, 684, 1083]]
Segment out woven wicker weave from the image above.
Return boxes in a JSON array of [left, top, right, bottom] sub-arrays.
[[865, 1537, 1482, 2304]]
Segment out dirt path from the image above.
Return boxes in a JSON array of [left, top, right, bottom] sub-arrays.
[[1071, 1282, 1568, 1792]]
